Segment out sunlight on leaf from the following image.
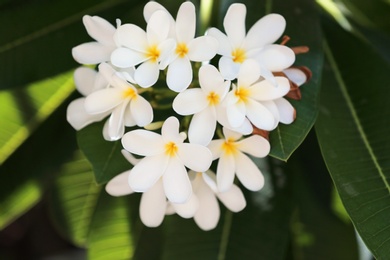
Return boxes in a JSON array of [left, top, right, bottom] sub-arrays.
[[0, 71, 74, 165], [0, 180, 42, 229]]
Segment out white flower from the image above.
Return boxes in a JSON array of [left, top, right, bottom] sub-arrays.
[[121, 116, 212, 203], [111, 10, 176, 88], [173, 64, 230, 145], [66, 63, 115, 130], [207, 3, 295, 81], [72, 15, 117, 65], [191, 171, 246, 231], [164, 2, 218, 92], [208, 127, 270, 192], [84, 64, 153, 141], [224, 60, 290, 131]]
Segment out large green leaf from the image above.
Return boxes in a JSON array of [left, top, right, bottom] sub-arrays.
[[288, 132, 359, 259], [0, 71, 74, 165], [0, 0, 147, 90], [49, 151, 134, 259], [0, 102, 77, 229], [316, 17, 390, 258]]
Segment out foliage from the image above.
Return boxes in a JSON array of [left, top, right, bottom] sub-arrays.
[[1, 0, 389, 259]]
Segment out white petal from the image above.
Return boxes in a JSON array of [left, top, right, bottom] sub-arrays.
[[198, 64, 228, 94], [84, 88, 123, 114], [194, 182, 220, 231], [122, 129, 165, 156], [134, 60, 160, 88], [222, 127, 242, 141], [66, 98, 108, 130], [217, 154, 236, 192], [235, 152, 264, 191], [144, 1, 169, 22], [219, 56, 240, 80], [105, 171, 134, 196], [106, 101, 128, 140], [157, 39, 176, 69], [243, 13, 286, 50], [206, 28, 232, 56], [177, 143, 212, 172], [237, 135, 270, 157], [167, 57, 192, 92], [226, 101, 246, 128], [175, 2, 195, 43], [224, 3, 246, 47], [111, 47, 147, 68], [216, 107, 253, 135], [130, 96, 153, 126], [201, 170, 218, 193], [124, 105, 136, 127], [207, 140, 224, 160], [129, 155, 168, 192], [161, 116, 183, 143], [187, 36, 218, 61], [115, 24, 147, 51], [83, 15, 115, 45], [172, 194, 199, 218], [261, 100, 280, 129], [217, 184, 246, 212], [121, 149, 141, 165], [72, 42, 114, 64], [163, 158, 192, 203], [140, 179, 167, 227], [283, 68, 307, 86], [98, 62, 116, 86], [147, 10, 170, 44], [246, 99, 276, 131], [275, 98, 295, 124], [188, 107, 216, 146], [237, 59, 261, 87], [257, 45, 295, 71], [250, 76, 290, 101], [173, 88, 207, 115], [73, 67, 97, 96]]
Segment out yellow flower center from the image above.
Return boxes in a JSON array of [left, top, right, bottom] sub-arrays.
[[146, 45, 160, 63], [234, 87, 250, 103], [232, 48, 246, 63], [176, 43, 189, 58], [122, 88, 137, 99], [207, 91, 220, 106], [165, 141, 178, 157], [222, 139, 238, 155]]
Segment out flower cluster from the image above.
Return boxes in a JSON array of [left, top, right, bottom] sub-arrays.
[[67, 1, 310, 230]]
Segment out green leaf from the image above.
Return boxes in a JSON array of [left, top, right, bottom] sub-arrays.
[[0, 0, 146, 90], [288, 132, 359, 259], [268, 0, 324, 161], [49, 151, 134, 259], [0, 101, 77, 229], [77, 122, 130, 184], [316, 17, 390, 258], [0, 71, 74, 165]]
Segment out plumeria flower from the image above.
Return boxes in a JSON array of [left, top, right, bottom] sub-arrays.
[[84, 63, 153, 141], [208, 127, 270, 192], [72, 15, 117, 65], [111, 10, 176, 87], [207, 3, 295, 81], [224, 60, 290, 131], [189, 171, 246, 231], [106, 150, 199, 227], [164, 2, 218, 92], [67, 63, 116, 130], [121, 116, 212, 203], [173, 64, 230, 145]]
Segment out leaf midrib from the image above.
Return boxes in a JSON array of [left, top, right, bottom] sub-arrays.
[[324, 39, 390, 193]]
